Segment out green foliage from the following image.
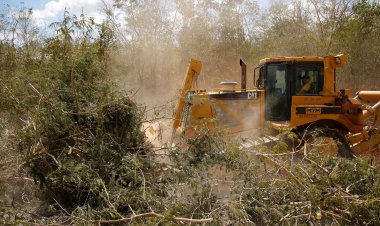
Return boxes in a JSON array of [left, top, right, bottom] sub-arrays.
[[237, 147, 380, 225], [2, 1, 380, 225], [335, 0, 380, 91], [5, 12, 166, 217], [185, 128, 226, 166], [0, 9, 160, 223], [0, 9, 226, 224]]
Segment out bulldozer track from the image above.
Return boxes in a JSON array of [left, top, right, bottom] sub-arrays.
[[300, 126, 354, 158]]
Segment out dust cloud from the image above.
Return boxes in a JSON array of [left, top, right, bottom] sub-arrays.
[[103, 0, 263, 145]]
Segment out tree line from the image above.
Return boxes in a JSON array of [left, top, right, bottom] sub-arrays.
[[1, 0, 380, 106], [105, 0, 380, 102]]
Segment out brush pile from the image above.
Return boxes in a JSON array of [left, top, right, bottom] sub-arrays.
[[20, 96, 155, 207]]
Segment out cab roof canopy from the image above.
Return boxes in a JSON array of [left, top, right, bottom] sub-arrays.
[[259, 56, 325, 64]]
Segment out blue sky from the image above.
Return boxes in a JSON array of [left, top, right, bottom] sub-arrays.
[[1, 0, 50, 9], [1, 0, 108, 28], [1, 0, 269, 29]]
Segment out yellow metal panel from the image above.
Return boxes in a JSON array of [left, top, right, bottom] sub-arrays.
[[289, 95, 364, 133], [260, 56, 324, 64], [355, 91, 380, 103], [173, 59, 202, 129], [188, 90, 265, 134], [292, 96, 335, 105]]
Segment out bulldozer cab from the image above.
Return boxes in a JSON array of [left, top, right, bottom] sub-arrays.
[[259, 60, 325, 122]]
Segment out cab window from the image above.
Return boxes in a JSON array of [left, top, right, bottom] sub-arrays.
[[267, 64, 286, 95], [265, 63, 289, 120], [296, 66, 324, 95]]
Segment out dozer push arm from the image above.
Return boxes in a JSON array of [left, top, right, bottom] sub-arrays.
[[172, 59, 202, 129], [354, 91, 380, 127], [347, 91, 380, 157]]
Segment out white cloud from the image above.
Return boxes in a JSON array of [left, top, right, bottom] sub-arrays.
[[33, 0, 109, 28]]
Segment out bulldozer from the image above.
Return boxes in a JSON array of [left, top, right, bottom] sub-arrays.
[[172, 54, 380, 158]]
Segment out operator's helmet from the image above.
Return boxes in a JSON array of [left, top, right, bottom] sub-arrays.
[[300, 75, 310, 82]]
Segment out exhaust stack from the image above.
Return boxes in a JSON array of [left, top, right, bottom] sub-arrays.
[[240, 59, 247, 90]]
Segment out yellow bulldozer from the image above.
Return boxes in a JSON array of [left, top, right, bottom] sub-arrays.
[[172, 54, 380, 158]]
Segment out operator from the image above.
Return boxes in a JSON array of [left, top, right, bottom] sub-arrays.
[[299, 75, 313, 94]]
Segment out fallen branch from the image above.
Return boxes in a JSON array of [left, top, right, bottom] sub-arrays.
[[255, 151, 307, 190], [89, 212, 213, 224], [280, 213, 310, 222], [321, 210, 351, 222], [54, 198, 213, 224]]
